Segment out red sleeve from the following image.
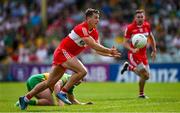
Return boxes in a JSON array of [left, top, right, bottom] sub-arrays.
[[124, 25, 132, 39], [74, 26, 89, 38]]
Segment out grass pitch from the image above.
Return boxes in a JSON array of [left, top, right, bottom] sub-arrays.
[[0, 82, 180, 112]]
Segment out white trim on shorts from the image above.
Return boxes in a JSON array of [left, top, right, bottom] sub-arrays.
[[62, 49, 71, 59]]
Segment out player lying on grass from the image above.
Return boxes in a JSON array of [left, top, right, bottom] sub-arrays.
[[15, 73, 93, 106]]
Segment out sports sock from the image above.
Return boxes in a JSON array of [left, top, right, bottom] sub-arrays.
[[24, 94, 32, 102], [24, 96, 30, 102], [128, 65, 134, 71], [60, 87, 68, 94], [139, 91, 144, 96]]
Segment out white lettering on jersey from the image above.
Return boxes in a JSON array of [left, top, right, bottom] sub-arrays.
[[69, 30, 87, 47]]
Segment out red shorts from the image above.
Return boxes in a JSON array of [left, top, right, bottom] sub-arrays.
[[128, 52, 148, 70], [52, 47, 74, 66]]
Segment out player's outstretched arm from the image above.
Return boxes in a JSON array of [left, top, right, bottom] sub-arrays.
[[82, 37, 121, 57], [96, 51, 114, 57], [67, 94, 81, 104], [83, 36, 111, 53], [96, 47, 121, 58], [67, 94, 93, 105]]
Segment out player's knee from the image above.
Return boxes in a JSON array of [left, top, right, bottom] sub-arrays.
[[142, 72, 149, 80], [144, 75, 149, 80], [81, 70, 87, 77], [78, 69, 87, 77], [139, 68, 149, 80]]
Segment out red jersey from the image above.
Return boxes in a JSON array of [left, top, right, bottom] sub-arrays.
[[52, 21, 99, 65], [124, 21, 152, 59], [59, 21, 98, 56]]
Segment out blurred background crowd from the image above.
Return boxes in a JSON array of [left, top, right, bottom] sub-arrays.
[[0, 0, 180, 64]]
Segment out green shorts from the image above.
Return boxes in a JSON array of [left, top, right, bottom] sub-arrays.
[[26, 74, 45, 91]]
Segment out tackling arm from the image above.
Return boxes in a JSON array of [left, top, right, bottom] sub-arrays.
[[67, 93, 93, 105], [67, 93, 81, 104]]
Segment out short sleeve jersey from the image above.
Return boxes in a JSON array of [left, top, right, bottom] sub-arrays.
[[59, 21, 99, 56]]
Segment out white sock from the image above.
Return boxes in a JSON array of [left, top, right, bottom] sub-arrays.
[[60, 90, 66, 94], [24, 96, 30, 102]]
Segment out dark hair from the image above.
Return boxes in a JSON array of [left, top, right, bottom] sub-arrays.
[[135, 9, 145, 14], [85, 8, 100, 17]]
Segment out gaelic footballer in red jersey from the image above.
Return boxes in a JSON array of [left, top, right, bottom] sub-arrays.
[[121, 9, 157, 98], [18, 8, 121, 110], [53, 21, 99, 65]]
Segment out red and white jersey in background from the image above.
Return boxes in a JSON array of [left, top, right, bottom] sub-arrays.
[[58, 21, 99, 56], [124, 21, 152, 59]]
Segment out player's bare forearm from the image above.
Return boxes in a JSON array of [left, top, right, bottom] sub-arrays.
[[67, 94, 92, 105], [149, 33, 157, 62], [96, 51, 113, 57], [83, 37, 111, 53], [70, 99, 93, 105], [149, 33, 157, 52], [67, 94, 81, 104], [96, 50, 121, 58], [71, 99, 81, 104], [83, 37, 121, 57]]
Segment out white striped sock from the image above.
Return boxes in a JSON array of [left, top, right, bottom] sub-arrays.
[[24, 96, 30, 102]]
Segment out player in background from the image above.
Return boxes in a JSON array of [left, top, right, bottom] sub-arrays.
[[121, 9, 157, 98], [18, 8, 121, 110], [16, 73, 92, 106]]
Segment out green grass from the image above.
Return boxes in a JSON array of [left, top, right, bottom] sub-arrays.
[[0, 82, 180, 112]]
